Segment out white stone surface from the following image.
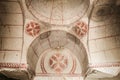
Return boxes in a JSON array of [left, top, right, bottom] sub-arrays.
[[2, 38, 22, 50], [34, 76, 83, 80], [4, 51, 21, 63]]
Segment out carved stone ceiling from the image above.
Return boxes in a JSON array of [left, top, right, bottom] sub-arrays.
[[0, 0, 120, 80], [26, 0, 89, 25]]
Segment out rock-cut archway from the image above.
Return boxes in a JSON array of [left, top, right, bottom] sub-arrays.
[[27, 30, 88, 78]]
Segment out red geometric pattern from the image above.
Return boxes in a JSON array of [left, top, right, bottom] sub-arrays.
[[49, 53, 68, 73], [40, 51, 76, 74], [26, 21, 40, 37], [90, 63, 120, 68], [0, 63, 27, 68], [74, 21, 88, 37]]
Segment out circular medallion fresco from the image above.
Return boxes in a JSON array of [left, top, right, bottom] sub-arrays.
[[49, 53, 68, 73], [25, 21, 40, 37], [40, 49, 76, 73], [74, 21, 88, 37]]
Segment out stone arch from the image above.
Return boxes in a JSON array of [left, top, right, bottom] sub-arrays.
[[27, 30, 88, 76], [88, 0, 120, 77], [0, 1, 24, 66]]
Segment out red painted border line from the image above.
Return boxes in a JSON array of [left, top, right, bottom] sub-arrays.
[[89, 62, 120, 68], [0, 63, 27, 68]]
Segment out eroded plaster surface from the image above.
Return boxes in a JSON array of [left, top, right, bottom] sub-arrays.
[[0, 0, 120, 80]]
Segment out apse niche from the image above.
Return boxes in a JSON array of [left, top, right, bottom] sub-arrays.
[[27, 30, 88, 77], [25, 0, 90, 25]]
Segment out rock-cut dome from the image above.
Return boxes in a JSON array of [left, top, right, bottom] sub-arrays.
[[26, 0, 89, 25]]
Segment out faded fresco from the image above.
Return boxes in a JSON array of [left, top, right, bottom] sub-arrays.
[[0, 0, 120, 80]]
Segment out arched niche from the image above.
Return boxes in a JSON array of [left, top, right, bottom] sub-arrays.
[[27, 30, 88, 77]]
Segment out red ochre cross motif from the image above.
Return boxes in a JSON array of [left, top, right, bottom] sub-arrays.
[[26, 21, 40, 37], [49, 53, 68, 73], [74, 21, 88, 37]]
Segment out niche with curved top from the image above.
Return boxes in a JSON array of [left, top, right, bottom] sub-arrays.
[[27, 30, 88, 76]]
